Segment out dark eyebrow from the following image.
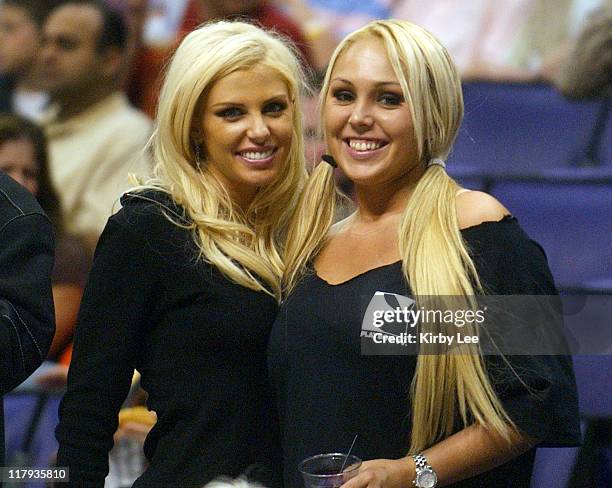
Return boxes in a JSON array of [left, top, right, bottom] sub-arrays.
[[263, 94, 290, 104], [330, 77, 401, 87], [210, 102, 244, 109]]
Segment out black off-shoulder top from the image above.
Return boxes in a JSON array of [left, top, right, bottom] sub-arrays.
[[268, 216, 581, 488]]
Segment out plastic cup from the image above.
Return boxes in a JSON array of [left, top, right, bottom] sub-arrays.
[[299, 453, 362, 488]]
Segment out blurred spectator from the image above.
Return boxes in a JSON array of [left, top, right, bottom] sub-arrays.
[[190, 0, 312, 63], [103, 0, 154, 88], [555, 1, 612, 99], [128, 0, 313, 117], [122, 0, 188, 115], [391, 0, 606, 82], [508, 0, 576, 81], [138, 0, 189, 45], [0, 168, 55, 465], [0, 0, 66, 120], [281, 0, 390, 39], [39, 0, 152, 253], [275, 0, 388, 73], [0, 113, 89, 366], [554, 1, 611, 168], [391, 0, 535, 79]]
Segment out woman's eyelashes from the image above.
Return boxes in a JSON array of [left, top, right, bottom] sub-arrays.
[[215, 107, 244, 120], [331, 89, 355, 103], [378, 92, 403, 106], [215, 100, 288, 121], [331, 88, 403, 106], [263, 100, 288, 115]]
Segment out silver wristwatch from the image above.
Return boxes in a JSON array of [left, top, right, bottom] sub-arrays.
[[412, 453, 438, 488]]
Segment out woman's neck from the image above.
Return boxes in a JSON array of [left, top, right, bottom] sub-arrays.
[[353, 166, 424, 223]]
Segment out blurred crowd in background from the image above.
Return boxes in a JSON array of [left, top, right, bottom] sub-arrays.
[[1, 0, 610, 247]]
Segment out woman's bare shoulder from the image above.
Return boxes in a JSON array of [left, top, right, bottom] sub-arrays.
[[455, 190, 511, 230]]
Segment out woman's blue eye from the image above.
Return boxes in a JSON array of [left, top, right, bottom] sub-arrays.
[[332, 90, 354, 102], [216, 107, 243, 119], [264, 101, 287, 114], [379, 93, 402, 105]]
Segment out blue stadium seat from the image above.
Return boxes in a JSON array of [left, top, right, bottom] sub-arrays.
[[490, 181, 612, 290], [448, 174, 487, 191], [581, 277, 612, 293], [531, 444, 581, 488], [449, 82, 609, 176], [4, 393, 62, 487]]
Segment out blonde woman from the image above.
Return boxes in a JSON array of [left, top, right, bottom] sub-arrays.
[[55, 21, 307, 487], [268, 20, 580, 488]]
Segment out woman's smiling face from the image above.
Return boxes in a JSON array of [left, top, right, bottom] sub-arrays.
[[196, 64, 293, 208], [324, 35, 421, 188]]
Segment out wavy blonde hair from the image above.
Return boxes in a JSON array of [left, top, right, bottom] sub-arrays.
[[136, 21, 308, 301], [283, 19, 515, 452]]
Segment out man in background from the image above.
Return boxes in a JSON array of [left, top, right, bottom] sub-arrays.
[[39, 0, 152, 253], [0, 0, 67, 120]]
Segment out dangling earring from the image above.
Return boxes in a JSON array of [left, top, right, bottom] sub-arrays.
[[194, 143, 202, 171]]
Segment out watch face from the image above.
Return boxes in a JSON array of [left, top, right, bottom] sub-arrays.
[[417, 469, 438, 488]]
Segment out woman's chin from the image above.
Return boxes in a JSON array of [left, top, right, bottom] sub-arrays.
[[340, 167, 387, 187]]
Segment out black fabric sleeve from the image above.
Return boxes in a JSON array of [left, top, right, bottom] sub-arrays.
[[477, 220, 581, 447], [0, 212, 55, 394], [55, 213, 160, 486]]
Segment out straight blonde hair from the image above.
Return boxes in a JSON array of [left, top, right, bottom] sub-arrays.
[[283, 19, 516, 452], [136, 21, 308, 301]]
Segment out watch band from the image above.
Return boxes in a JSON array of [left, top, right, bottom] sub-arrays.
[[412, 453, 438, 488], [412, 453, 430, 470]]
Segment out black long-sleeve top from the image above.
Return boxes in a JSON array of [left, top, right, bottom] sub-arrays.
[[56, 190, 282, 487], [0, 171, 55, 464]]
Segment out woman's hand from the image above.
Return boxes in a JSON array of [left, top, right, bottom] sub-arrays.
[[341, 457, 415, 488]]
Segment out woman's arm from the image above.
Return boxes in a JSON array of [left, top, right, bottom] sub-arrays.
[[423, 423, 534, 485], [55, 215, 158, 486], [341, 424, 535, 488]]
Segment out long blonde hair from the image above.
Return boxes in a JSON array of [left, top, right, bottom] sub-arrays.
[[283, 20, 515, 452], [138, 21, 308, 301]]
